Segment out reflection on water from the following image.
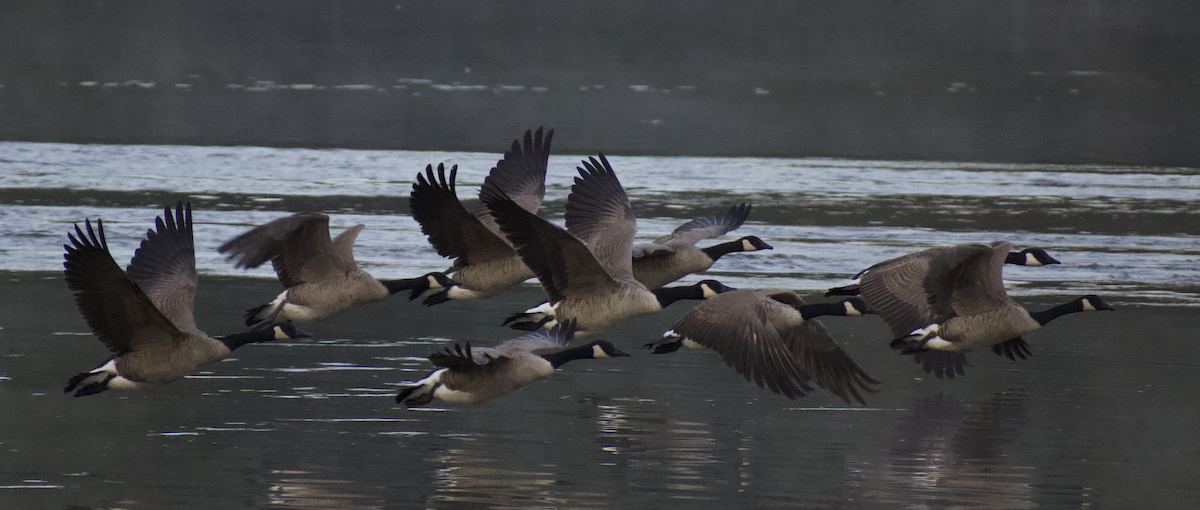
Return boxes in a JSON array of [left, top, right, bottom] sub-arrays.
[[424, 448, 603, 509], [268, 470, 384, 510], [873, 392, 1036, 509], [596, 403, 726, 497]]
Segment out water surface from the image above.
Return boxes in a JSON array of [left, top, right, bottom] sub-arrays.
[[0, 142, 1197, 508]]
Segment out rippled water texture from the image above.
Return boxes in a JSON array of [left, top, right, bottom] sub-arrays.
[[2, 142, 1197, 303], [1, 141, 1198, 508]]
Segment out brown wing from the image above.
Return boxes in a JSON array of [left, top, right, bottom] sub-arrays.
[[857, 244, 994, 337], [64, 218, 183, 354], [669, 290, 816, 399], [651, 203, 751, 247], [479, 185, 620, 302], [945, 242, 1016, 318], [219, 212, 351, 287], [124, 202, 199, 333], [411, 163, 516, 265], [474, 127, 553, 235], [330, 224, 365, 270], [781, 319, 880, 406], [564, 155, 638, 283], [428, 342, 513, 373]]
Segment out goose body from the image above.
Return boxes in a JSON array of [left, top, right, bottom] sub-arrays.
[[63, 202, 308, 397], [219, 212, 454, 326], [631, 203, 773, 289], [396, 320, 628, 406], [826, 245, 1060, 297], [481, 154, 736, 334], [647, 290, 879, 405], [404, 128, 552, 305], [842, 241, 1113, 378]]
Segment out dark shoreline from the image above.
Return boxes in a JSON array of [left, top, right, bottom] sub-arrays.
[[4, 1, 1200, 167]]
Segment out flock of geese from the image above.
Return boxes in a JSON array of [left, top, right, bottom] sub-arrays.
[[60, 127, 1115, 406]]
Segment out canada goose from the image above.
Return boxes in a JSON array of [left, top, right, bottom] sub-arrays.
[[219, 212, 456, 327], [839, 241, 1114, 379], [646, 290, 879, 405], [402, 128, 552, 306], [826, 246, 1060, 297], [481, 154, 737, 334], [62, 202, 309, 397], [396, 320, 628, 406], [631, 203, 774, 289]]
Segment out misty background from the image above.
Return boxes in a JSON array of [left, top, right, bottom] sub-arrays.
[[2, 0, 1198, 165]]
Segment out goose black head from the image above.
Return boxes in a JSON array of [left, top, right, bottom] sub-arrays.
[[1010, 248, 1061, 266], [271, 321, 312, 340], [588, 340, 630, 358], [739, 236, 774, 252], [842, 297, 872, 316], [696, 279, 737, 298]]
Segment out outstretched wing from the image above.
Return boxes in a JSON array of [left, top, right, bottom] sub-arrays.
[[480, 185, 620, 302], [564, 155, 638, 283], [668, 290, 816, 399], [497, 319, 577, 354], [330, 224, 365, 270], [651, 203, 751, 247], [475, 127, 554, 234], [781, 319, 880, 406], [856, 244, 994, 337], [125, 202, 199, 333], [219, 212, 352, 287], [64, 218, 182, 354], [428, 342, 513, 373], [410, 163, 516, 265]]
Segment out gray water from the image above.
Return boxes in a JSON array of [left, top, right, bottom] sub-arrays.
[[1, 141, 1198, 508]]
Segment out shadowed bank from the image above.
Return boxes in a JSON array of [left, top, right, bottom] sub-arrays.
[[2, 1, 1199, 166]]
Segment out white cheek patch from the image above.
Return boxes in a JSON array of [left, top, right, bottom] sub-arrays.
[[592, 344, 608, 358], [843, 301, 863, 316], [742, 239, 755, 251], [1081, 299, 1097, 311], [1025, 253, 1042, 266], [427, 275, 447, 289], [701, 285, 719, 298]]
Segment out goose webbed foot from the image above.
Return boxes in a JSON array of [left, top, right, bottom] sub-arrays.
[[67, 373, 116, 397], [422, 291, 451, 307]]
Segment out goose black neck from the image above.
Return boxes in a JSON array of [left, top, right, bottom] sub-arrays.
[[380, 277, 422, 294], [539, 343, 598, 368], [797, 301, 852, 320], [1004, 252, 1025, 265], [219, 327, 278, 351], [701, 240, 746, 262], [1028, 301, 1084, 326], [652, 284, 708, 308]]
